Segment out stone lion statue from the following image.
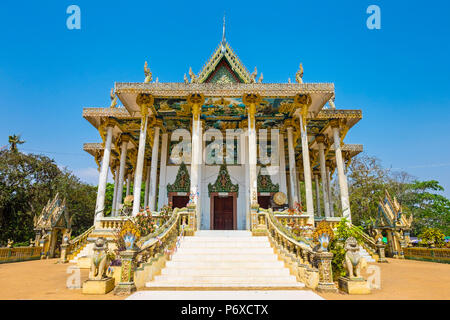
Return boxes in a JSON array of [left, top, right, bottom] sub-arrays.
[[343, 237, 363, 279], [89, 237, 110, 280]]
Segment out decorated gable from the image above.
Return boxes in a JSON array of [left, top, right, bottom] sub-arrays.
[[167, 162, 190, 194], [208, 164, 239, 195]]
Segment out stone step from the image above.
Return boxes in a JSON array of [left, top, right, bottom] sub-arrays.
[[180, 241, 271, 248], [182, 236, 267, 243], [161, 267, 290, 276], [194, 230, 252, 237], [165, 260, 285, 269], [152, 275, 298, 284], [145, 282, 305, 290], [177, 247, 274, 254], [171, 253, 279, 262]]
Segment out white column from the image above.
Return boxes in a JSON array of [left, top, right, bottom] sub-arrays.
[[190, 100, 203, 230], [157, 133, 169, 210], [318, 139, 331, 217], [314, 174, 321, 216], [144, 165, 150, 209], [331, 121, 351, 221], [298, 115, 314, 222], [95, 125, 113, 221], [111, 167, 119, 215], [326, 164, 335, 217], [132, 116, 148, 216], [286, 127, 298, 206], [126, 172, 131, 196], [115, 140, 129, 216], [243, 130, 250, 229], [278, 133, 288, 197], [149, 127, 160, 211], [248, 117, 258, 208]]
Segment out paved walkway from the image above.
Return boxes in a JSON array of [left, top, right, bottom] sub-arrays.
[[320, 258, 450, 300], [0, 259, 123, 300], [0, 257, 449, 299], [127, 290, 323, 300]]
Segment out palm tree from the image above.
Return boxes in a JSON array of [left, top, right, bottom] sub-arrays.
[[8, 134, 25, 152]]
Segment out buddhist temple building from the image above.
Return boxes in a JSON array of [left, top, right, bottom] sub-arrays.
[[82, 35, 362, 231]]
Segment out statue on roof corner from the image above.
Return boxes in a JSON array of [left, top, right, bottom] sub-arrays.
[[109, 88, 117, 108], [184, 73, 189, 84], [189, 67, 198, 83], [144, 61, 153, 83], [250, 67, 257, 83], [295, 63, 304, 84], [258, 72, 263, 83]]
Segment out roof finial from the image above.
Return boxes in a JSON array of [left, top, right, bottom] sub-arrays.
[[221, 13, 226, 53]]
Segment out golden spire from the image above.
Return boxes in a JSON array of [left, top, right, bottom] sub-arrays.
[[221, 13, 226, 53]]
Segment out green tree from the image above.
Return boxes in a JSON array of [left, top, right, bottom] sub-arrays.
[[0, 148, 96, 245], [347, 154, 449, 236], [103, 182, 146, 216], [347, 154, 389, 226], [400, 180, 450, 235]]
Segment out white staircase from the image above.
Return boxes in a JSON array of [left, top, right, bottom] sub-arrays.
[[69, 243, 92, 263], [145, 230, 305, 290], [359, 246, 375, 263]]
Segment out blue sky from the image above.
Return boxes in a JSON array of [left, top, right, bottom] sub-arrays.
[[0, 1, 449, 196]]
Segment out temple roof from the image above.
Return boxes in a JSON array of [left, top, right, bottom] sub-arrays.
[[197, 41, 252, 83]]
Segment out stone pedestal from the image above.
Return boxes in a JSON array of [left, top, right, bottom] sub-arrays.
[[59, 243, 68, 263], [315, 252, 337, 293], [82, 278, 115, 294], [114, 249, 138, 295], [376, 243, 388, 263], [338, 277, 371, 294]]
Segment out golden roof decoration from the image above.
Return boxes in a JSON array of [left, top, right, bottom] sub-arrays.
[[196, 41, 252, 84]]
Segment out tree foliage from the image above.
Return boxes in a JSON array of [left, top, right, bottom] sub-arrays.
[[0, 149, 96, 245], [347, 154, 450, 236]]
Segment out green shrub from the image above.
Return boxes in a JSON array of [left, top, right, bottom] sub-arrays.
[[419, 228, 445, 248]]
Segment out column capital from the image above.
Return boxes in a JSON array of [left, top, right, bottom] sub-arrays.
[[316, 134, 326, 145], [329, 119, 341, 128], [103, 118, 116, 128], [136, 93, 154, 119], [243, 93, 261, 130], [293, 94, 312, 129], [187, 93, 205, 121]]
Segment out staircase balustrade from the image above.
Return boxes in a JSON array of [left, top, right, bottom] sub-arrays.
[[351, 225, 380, 259], [66, 225, 95, 261]]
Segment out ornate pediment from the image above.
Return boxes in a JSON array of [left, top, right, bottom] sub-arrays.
[[197, 41, 251, 84], [376, 190, 412, 230], [34, 193, 70, 231], [208, 164, 239, 195], [167, 162, 190, 194], [257, 168, 279, 193]]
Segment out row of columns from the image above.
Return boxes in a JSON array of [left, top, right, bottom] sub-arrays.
[[94, 120, 168, 221], [284, 117, 351, 223], [94, 94, 352, 227]]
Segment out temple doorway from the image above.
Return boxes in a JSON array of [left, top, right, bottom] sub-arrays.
[[171, 195, 189, 209], [258, 195, 271, 209], [210, 193, 237, 230]]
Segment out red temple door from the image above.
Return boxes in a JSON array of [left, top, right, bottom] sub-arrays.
[[213, 196, 234, 230]]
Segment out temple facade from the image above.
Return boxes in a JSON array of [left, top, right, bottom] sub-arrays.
[[83, 38, 362, 231]]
